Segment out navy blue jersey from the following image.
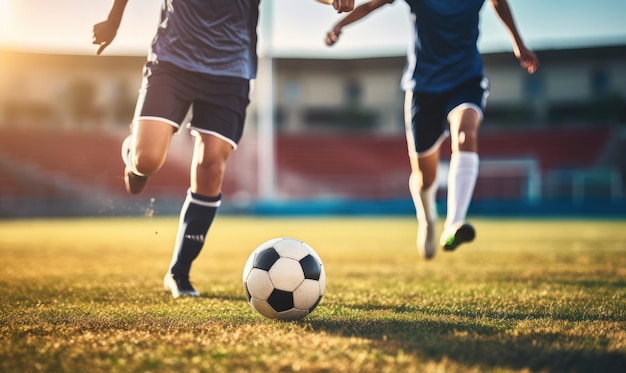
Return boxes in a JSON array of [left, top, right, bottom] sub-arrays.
[[148, 0, 260, 79], [401, 0, 485, 93]]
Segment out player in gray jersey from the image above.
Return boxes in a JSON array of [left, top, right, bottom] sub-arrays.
[[92, 0, 357, 298], [326, 0, 538, 260]]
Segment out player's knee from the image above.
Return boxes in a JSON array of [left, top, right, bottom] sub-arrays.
[[455, 121, 479, 151], [459, 119, 479, 135], [197, 158, 225, 178], [134, 149, 166, 175], [460, 129, 478, 145]]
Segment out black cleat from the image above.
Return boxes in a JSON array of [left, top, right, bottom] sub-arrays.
[[442, 223, 476, 251], [124, 168, 148, 195], [163, 273, 200, 298]]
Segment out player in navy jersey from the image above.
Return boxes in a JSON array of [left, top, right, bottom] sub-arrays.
[[92, 0, 356, 298], [326, 0, 538, 259]]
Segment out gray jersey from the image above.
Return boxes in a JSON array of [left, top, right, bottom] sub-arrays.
[[148, 0, 259, 79]]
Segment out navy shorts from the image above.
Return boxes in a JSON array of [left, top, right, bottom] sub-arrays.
[[405, 76, 490, 156], [134, 61, 251, 149]]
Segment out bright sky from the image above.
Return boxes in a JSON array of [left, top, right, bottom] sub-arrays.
[[0, 0, 625, 58]]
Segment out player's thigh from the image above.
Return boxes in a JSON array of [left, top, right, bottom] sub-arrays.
[[132, 62, 192, 172], [445, 76, 490, 151], [132, 119, 176, 173]]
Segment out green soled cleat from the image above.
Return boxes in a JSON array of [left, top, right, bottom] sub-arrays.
[[442, 223, 476, 251]]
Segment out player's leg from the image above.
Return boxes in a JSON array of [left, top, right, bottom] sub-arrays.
[[122, 62, 190, 194], [122, 119, 176, 194], [165, 133, 233, 298], [164, 77, 249, 298], [440, 106, 480, 250], [408, 152, 439, 259], [405, 91, 447, 260], [440, 77, 489, 250]]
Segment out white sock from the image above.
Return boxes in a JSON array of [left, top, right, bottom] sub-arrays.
[[122, 135, 146, 176], [409, 173, 438, 224], [444, 151, 479, 231], [410, 173, 438, 258], [129, 155, 146, 177]]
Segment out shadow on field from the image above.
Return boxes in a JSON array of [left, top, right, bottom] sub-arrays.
[[395, 303, 625, 323], [308, 311, 625, 373]]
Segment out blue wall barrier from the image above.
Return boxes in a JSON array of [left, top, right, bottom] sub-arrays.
[[252, 198, 626, 218]]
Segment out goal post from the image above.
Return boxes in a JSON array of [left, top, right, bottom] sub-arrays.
[[438, 157, 542, 204]]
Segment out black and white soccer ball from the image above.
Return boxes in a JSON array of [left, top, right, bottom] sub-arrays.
[[242, 237, 326, 321]]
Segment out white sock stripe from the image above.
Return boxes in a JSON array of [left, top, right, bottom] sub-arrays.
[[190, 197, 222, 208], [187, 193, 222, 208]]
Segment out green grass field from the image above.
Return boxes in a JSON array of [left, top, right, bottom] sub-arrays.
[[1, 216, 625, 373]]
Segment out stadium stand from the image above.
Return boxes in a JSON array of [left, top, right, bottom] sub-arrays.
[[0, 128, 190, 199], [274, 128, 613, 199], [0, 126, 616, 215]]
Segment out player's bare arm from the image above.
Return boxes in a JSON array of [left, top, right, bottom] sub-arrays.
[[490, 0, 539, 74], [333, 0, 356, 13], [92, 0, 129, 55], [326, 0, 394, 46]]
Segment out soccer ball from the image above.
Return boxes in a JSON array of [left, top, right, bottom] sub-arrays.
[[242, 237, 326, 321]]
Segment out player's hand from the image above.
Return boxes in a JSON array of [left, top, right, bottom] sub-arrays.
[[333, 0, 355, 13], [515, 45, 539, 74], [92, 19, 120, 55], [325, 28, 342, 46]]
